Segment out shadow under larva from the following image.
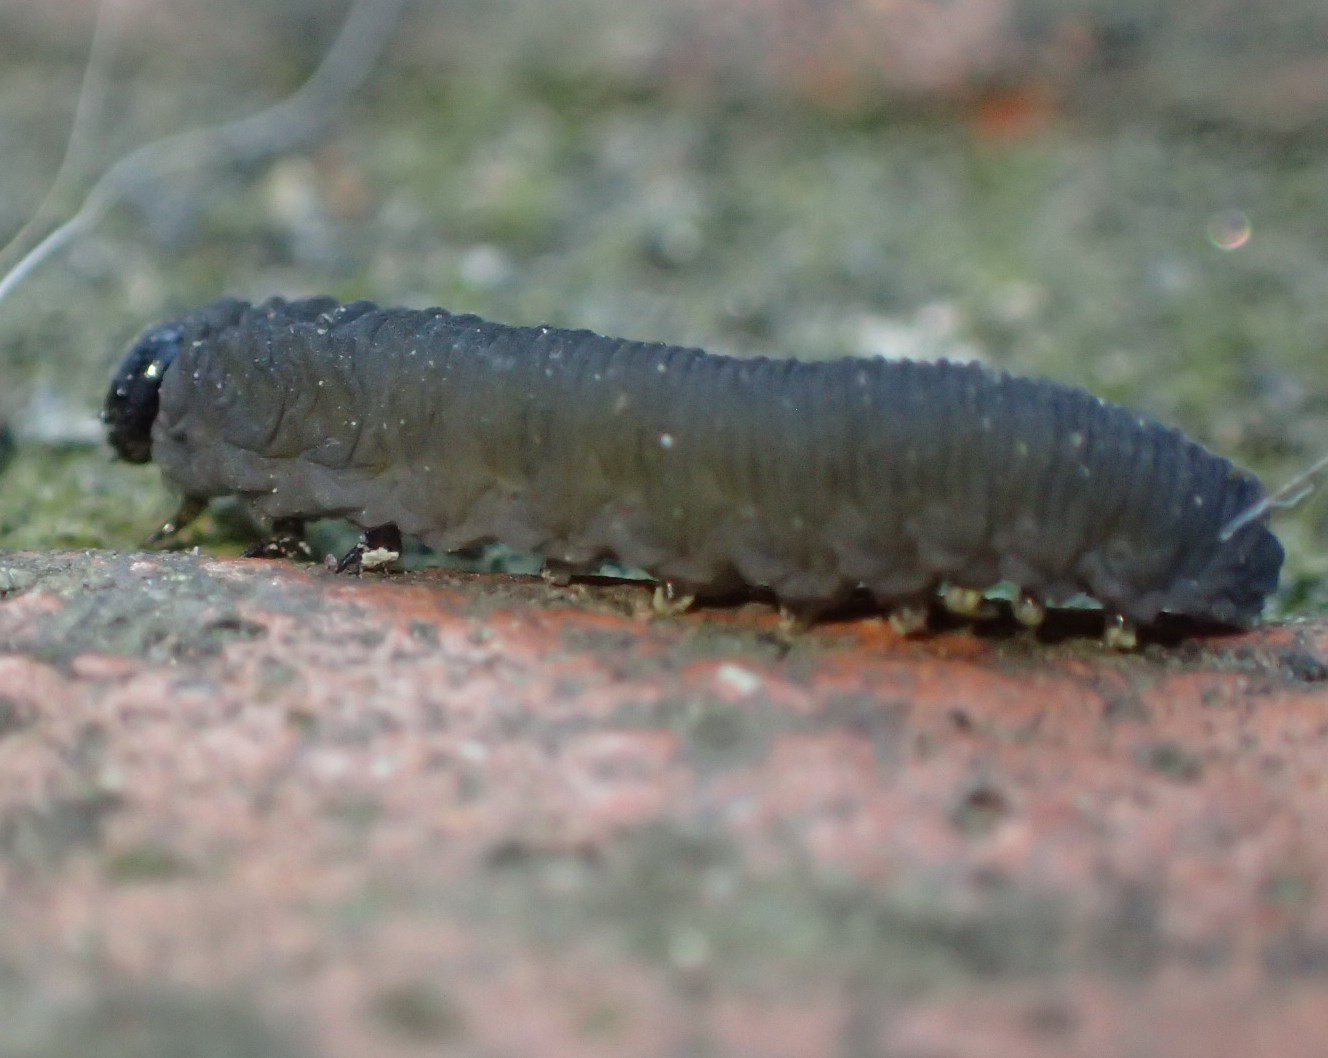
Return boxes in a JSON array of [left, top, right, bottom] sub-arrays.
[[102, 295, 1284, 647]]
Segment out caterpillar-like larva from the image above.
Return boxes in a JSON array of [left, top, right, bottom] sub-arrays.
[[103, 296, 1283, 645]]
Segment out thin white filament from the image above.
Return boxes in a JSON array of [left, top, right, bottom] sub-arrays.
[[0, 0, 408, 309], [1220, 451, 1328, 541], [0, 0, 121, 269]]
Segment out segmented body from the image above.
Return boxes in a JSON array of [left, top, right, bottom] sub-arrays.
[[104, 296, 1283, 628]]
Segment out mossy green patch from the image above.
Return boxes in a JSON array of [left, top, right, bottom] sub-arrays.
[[104, 842, 194, 883], [0, 447, 166, 552]]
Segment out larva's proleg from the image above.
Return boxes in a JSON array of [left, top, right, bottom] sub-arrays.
[[1012, 592, 1047, 629], [103, 296, 1284, 632]]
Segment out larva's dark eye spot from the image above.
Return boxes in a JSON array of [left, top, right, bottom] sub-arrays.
[[103, 326, 183, 464]]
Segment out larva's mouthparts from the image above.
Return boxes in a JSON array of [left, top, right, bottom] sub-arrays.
[[102, 324, 183, 464]]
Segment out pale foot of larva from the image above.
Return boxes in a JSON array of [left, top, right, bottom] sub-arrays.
[[1102, 613, 1139, 651], [652, 581, 695, 617], [1012, 591, 1046, 628], [888, 603, 930, 636], [541, 563, 574, 587], [942, 585, 997, 620], [776, 605, 810, 638]]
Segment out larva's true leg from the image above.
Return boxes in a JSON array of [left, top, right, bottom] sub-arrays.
[[145, 495, 208, 548], [651, 579, 696, 616], [1012, 592, 1046, 628], [869, 583, 935, 636], [335, 523, 403, 575], [242, 517, 313, 561], [1102, 613, 1139, 651]]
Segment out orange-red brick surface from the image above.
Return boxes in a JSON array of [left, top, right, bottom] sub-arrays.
[[1, 549, 1327, 1056]]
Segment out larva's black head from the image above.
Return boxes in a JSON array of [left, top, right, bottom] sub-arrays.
[[102, 323, 183, 464]]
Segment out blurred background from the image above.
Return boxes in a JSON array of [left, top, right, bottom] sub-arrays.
[[0, 0, 1326, 608]]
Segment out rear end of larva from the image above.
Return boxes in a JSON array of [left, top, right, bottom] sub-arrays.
[[835, 360, 1283, 628], [105, 296, 1283, 631]]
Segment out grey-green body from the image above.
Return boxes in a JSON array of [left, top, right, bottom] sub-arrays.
[[139, 296, 1281, 625]]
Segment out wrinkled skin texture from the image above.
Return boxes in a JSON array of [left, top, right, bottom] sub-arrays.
[[106, 296, 1283, 626]]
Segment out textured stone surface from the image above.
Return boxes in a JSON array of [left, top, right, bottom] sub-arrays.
[[1, 548, 1327, 1056]]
